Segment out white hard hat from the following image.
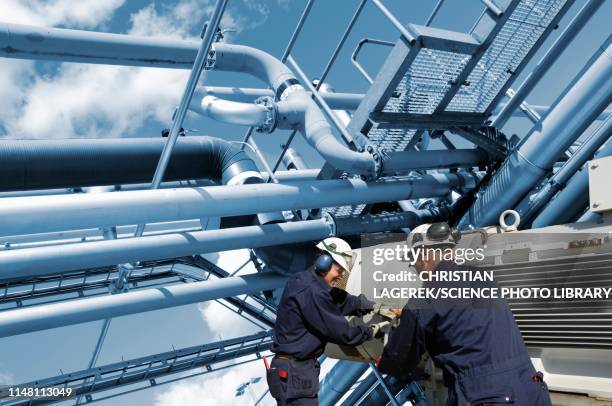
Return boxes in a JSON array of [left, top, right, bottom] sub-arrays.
[[316, 237, 353, 272], [407, 223, 460, 249]]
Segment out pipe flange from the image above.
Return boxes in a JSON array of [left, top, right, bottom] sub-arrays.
[[365, 144, 384, 179], [204, 49, 216, 70], [254, 96, 278, 133], [322, 211, 337, 237]]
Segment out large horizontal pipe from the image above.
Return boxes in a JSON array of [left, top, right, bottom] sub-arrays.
[[0, 173, 478, 236], [0, 22, 199, 68], [0, 137, 269, 191], [0, 206, 456, 282], [0, 219, 333, 280], [0, 272, 287, 338]]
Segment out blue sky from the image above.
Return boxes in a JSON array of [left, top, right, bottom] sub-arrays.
[[0, 0, 610, 405]]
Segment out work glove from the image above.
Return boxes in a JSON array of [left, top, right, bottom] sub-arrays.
[[370, 321, 391, 338]]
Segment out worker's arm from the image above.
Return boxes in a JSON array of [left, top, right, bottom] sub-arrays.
[[378, 306, 426, 381], [330, 288, 375, 316], [300, 289, 373, 346]]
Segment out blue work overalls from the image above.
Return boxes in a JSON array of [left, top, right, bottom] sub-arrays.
[[379, 261, 552, 405], [268, 267, 374, 405]]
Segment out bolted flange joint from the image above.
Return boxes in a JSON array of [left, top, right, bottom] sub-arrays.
[[365, 144, 384, 179], [204, 49, 216, 70], [254, 96, 278, 133]]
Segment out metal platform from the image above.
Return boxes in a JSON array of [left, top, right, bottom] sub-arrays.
[[348, 0, 575, 152]]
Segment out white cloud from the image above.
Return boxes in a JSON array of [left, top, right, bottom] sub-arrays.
[[154, 361, 272, 406], [0, 0, 125, 28], [154, 249, 270, 405], [0, 0, 280, 139]]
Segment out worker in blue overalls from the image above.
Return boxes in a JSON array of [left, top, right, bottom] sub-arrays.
[[267, 237, 387, 405], [378, 223, 552, 405]]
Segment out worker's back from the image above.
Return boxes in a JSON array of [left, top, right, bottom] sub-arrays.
[[380, 260, 551, 405]]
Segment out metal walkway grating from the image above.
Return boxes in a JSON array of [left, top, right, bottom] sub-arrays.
[[446, 0, 568, 113], [348, 0, 574, 154], [385, 49, 472, 115]]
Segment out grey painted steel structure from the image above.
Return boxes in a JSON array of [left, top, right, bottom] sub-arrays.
[[460, 36, 612, 227]]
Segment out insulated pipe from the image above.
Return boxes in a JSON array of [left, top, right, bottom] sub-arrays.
[[0, 173, 479, 236], [0, 137, 262, 191], [459, 37, 612, 228], [0, 272, 288, 338], [319, 361, 369, 406], [514, 113, 612, 224], [531, 138, 612, 228]]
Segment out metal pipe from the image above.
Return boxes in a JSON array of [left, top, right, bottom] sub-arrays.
[[193, 95, 268, 126], [531, 138, 612, 228], [514, 112, 612, 224], [0, 219, 333, 280], [382, 149, 489, 173], [319, 361, 369, 406], [209, 45, 379, 177], [460, 36, 612, 228], [197, 86, 364, 110], [0, 22, 201, 67], [285, 55, 379, 177], [492, 0, 605, 128], [282, 148, 308, 171], [0, 272, 287, 338], [0, 173, 477, 236], [0, 137, 263, 192], [0, 201, 469, 281]]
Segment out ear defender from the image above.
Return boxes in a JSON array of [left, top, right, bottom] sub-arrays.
[[315, 253, 334, 274]]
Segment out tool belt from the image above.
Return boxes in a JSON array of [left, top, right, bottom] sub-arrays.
[[266, 356, 320, 401], [274, 353, 317, 361]]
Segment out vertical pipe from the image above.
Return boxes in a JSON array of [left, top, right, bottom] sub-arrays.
[[493, 0, 605, 128]]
